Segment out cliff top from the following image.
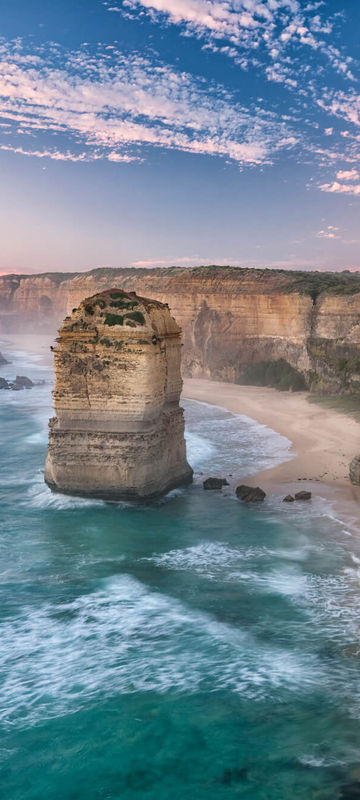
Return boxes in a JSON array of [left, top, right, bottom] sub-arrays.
[[2, 266, 360, 299]]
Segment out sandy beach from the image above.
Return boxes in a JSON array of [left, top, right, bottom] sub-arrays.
[[183, 378, 360, 511]]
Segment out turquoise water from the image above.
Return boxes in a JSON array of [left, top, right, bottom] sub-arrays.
[[1, 342, 360, 799]]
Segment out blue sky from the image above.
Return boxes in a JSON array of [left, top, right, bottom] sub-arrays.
[[0, 0, 359, 273]]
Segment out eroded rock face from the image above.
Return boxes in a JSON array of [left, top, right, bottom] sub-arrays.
[[44, 288, 193, 500], [3, 266, 360, 393]]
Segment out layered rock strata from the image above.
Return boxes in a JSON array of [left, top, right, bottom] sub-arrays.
[[44, 289, 193, 500], [3, 266, 360, 393]]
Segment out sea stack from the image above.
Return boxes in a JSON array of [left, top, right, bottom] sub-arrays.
[[45, 288, 193, 500]]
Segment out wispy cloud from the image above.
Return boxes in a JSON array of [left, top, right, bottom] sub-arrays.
[[0, 143, 90, 161], [103, 1, 360, 198], [319, 181, 360, 196], [336, 168, 359, 181], [0, 39, 296, 166], [317, 225, 339, 239], [318, 90, 360, 127], [109, 0, 355, 81]]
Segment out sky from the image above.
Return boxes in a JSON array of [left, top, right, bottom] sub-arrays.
[[0, 0, 359, 274]]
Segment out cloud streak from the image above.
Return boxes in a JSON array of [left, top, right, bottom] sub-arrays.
[[0, 39, 296, 166], [112, 0, 355, 81]]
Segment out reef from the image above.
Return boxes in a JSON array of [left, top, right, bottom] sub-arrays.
[[44, 288, 193, 500]]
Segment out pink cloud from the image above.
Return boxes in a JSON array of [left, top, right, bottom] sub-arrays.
[[0, 42, 296, 166], [336, 168, 359, 181], [319, 181, 360, 196]]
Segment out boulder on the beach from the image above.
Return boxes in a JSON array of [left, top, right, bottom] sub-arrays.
[[203, 477, 229, 490], [349, 455, 360, 485], [294, 490, 312, 500], [0, 377, 10, 389], [283, 494, 295, 502], [0, 351, 9, 366], [236, 485, 266, 502]]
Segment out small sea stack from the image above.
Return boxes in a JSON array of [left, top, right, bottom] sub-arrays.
[[44, 289, 193, 500]]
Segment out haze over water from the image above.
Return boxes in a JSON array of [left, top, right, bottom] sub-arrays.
[[0, 340, 359, 799]]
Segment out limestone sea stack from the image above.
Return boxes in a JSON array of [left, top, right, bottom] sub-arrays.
[[44, 288, 193, 500]]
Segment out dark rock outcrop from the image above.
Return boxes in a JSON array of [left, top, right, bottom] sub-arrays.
[[294, 490, 312, 500], [236, 485, 266, 502], [0, 351, 9, 365], [283, 494, 295, 502], [0, 375, 35, 390], [350, 455, 360, 485], [13, 375, 34, 388], [203, 477, 229, 490]]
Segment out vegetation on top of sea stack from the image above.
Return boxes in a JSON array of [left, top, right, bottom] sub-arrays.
[[124, 310, 145, 325], [104, 313, 124, 326]]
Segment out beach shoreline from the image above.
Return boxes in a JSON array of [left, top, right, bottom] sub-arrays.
[[2, 335, 359, 525], [183, 377, 360, 525]]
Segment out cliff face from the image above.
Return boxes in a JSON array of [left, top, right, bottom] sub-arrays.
[[2, 266, 360, 393], [44, 288, 192, 500]]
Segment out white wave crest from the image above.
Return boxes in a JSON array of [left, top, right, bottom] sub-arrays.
[[0, 574, 320, 730]]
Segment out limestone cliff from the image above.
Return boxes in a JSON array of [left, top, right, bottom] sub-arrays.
[[2, 266, 360, 393], [44, 289, 193, 500]]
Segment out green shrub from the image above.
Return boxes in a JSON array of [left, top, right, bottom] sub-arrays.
[[84, 304, 94, 315], [238, 359, 306, 391], [115, 340, 123, 350], [93, 297, 106, 309], [104, 313, 124, 326], [110, 299, 139, 310], [125, 320, 136, 327], [124, 310, 145, 325]]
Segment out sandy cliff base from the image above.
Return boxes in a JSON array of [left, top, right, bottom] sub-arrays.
[[183, 379, 360, 516]]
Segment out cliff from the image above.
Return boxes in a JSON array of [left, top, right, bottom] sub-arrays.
[[44, 288, 193, 500], [2, 266, 360, 393]]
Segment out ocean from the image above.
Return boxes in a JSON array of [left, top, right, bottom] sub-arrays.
[[1, 340, 360, 799]]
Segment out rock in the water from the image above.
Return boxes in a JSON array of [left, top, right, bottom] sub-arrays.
[[294, 490, 312, 500], [0, 377, 10, 389], [0, 351, 9, 366], [339, 782, 360, 799], [45, 288, 193, 501], [13, 375, 34, 388], [283, 494, 295, 502], [350, 455, 360, 485], [203, 477, 229, 490], [236, 485, 266, 502]]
